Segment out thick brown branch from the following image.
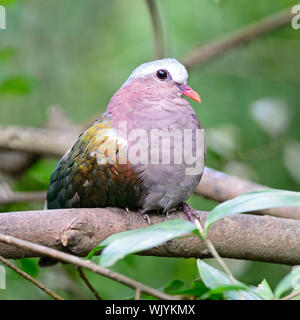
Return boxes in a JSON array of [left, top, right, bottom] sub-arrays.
[[0, 190, 46, 206], [0, 106, 81, 176], [0, 126, 77, 157], [183, 5, 296, 70], [0, 125, 299, 220], [1, 207, 300, 265]]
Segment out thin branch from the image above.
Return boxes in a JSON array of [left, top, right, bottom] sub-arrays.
[[195, 167, 300, 220], [0, 233, 176, 300], [194, 218, 244, 300], [0, 151, 38, 176], [0, 255, 64, 300], [145, 0, 165, 59], [281, 290, 300, 300], [183, 5, 297, 70], [0, 176, 46, 206], [1, 208, 300, 265], [77, 266, 103, 300], [194, 219, 236, 284], [135, 288, 141, 300]]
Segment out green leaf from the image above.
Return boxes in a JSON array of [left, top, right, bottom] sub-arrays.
[[197, 259, 261, 300], [90, 219, 195, 267], [0, 75, 36, 95], [205, 190, 300, 234], [0, 0, 19, 5], [254, 279, 275, 300], [178, 280, 209, 297], [275, 266, 300, 298], [87, 244, 106, 260], [17, 258, 39, 278], [126, 293, 158, 300], [164, 280, 185, 294], [15, 159, 57, 191], [165, 279, 209, 297], [201, 284, 248, 300], [0, 48, 17, 62]]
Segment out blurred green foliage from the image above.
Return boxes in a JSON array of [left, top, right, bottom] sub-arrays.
[[0, 0, 299, 299], [0, 75, 36, 94]]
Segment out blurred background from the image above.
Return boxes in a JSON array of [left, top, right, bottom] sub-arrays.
[[0, 0, 299, 299]]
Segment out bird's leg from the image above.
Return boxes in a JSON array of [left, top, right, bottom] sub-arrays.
[[179, 202, 199, 223]]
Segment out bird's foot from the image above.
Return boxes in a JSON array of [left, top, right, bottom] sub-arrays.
[[138, 209, 152, 225], [143, 213, 152, 225], [179, 202, 199, 223], [166, 206, 177, 219]]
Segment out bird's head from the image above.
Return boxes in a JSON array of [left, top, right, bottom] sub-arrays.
[[122, 58, 201, 103]]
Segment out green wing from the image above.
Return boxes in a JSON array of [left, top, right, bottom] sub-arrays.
[[47, 120, 140, 209]]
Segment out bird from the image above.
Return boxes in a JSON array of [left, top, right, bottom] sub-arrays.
[[46, 58, 204, 226], [40, 58, 205, 266]]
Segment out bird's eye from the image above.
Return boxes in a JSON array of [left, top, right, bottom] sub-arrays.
[[156, 69, 168, 80]]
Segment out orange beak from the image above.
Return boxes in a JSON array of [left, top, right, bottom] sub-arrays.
[[179, 84, 201, 103]]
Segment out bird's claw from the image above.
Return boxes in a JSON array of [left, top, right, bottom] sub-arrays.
[[143, 213, 152, 225], [166, 207, 177, 219], [180, 202, 199, 223], [138, 209, 152, 225]]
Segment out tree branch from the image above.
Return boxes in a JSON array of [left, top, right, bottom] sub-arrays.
[[0, 151, 38, 176], [77, 266, 103, 300], [183, 5, 296, 70], [1, 6, 297, 174], [145, 0, 165, 59], [1, 207, 300, 265], [0, 232, 176, 300], [281, 290, 300, 300], [0, 126, 77, 157], [0, 255, 64, 300], [0, 125, 299, 220], [0, 174, 46, 206], [196, 167, 300, 220], [0, 190, 46, 206], [0, 106, 81, 176]]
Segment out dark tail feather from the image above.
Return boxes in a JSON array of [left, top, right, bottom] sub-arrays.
[[38, 257, 59, 267]]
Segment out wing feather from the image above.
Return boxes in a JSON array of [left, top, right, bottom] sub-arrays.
[[47, 119, 140, 209]]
